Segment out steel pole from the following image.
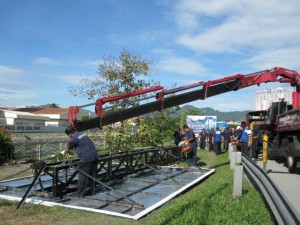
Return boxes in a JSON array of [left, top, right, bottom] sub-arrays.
[[262, 133, 268, 172]]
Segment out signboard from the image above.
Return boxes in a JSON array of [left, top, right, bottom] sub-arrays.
[[0, 125, 65, 133], [186, 115, 217, 134], [217, 121, 228, 130]]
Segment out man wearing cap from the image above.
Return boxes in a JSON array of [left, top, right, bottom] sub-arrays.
[[65, 126, 99, 197]]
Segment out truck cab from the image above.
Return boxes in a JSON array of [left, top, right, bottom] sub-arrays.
[[247, 100, 300, 173]]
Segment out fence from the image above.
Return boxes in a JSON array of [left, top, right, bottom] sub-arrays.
[[10, 132, 104, 163]]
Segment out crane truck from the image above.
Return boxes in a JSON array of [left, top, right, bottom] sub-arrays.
[[247, 98, 300, 172], [68, 67, 300, 173]]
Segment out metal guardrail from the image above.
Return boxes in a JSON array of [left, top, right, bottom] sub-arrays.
[[242, 155, 300, 225]]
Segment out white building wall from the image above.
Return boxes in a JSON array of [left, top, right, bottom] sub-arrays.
[[256, 87, 293, 110], [5, 118, 14, 125], [45, 120, 69, 127]]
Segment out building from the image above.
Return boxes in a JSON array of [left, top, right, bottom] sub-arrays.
[[0, 109, 49, 126], [32, 108, 76, 127], [0, 107, 94, 128], [256, 87, 293, 110]]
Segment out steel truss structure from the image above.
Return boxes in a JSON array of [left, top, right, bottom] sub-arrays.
[[0, 146, 215, 220]]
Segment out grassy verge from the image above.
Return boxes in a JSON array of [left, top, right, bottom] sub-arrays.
[[0, 150, 275, 225]]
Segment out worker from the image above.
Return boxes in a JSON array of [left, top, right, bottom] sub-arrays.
[[173, 127, 182, 146], [233, 126, 241, 140], [207, 128, 215, 151], [252, 129, 261, 160], [213, 127, 222, 155], [239, 121, 250, 157], [198, 128, 207, 150], [183, 125, 198, 167], [64, 126, 99, 197], [222, 127, 232, 151]]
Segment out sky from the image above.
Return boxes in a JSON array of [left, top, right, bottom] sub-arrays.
[[1, 0, 300, 112]]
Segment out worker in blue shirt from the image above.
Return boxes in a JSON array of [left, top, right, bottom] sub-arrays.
[[239, 121, 250, 157], [65, 126, 99, 197], [213, 127, 222, 155], [183, 125, 198, 167]]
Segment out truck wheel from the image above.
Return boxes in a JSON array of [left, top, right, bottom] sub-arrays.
[[287, 156, 297, 173]]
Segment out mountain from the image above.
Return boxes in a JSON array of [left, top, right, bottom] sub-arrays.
[[29, 104, 249, 122], [181, 105, 250, 122]]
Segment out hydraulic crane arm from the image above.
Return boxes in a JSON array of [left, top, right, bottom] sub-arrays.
[[239, 67, 300, 88], [69, 67, 300, 131]]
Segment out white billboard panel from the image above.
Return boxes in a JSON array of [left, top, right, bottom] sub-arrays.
[[186, 115, 217, 134]]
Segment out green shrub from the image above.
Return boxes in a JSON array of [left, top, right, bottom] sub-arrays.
[[0, 128, 14, 165], [103, 126, 134, 154]]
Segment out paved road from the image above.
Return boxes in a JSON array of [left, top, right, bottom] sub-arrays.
[[256, 157, 300, 216]]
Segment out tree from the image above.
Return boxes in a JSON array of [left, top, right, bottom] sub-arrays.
[[49, 103, 60, 108], [69, 50, 157, 153], [69, 49, 156, 104], [138, 108, 180, 147]]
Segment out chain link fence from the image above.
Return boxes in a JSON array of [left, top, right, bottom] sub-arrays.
[[10, 131, 104, 163]]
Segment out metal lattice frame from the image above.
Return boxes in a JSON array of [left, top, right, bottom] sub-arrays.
[[30, 146, 181, 198]]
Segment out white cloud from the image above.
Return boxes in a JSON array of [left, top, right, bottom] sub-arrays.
[[173, 0, 300, 56], [137, 30, 169, 43], [0, 65, 30, 89], [34, 57, 62, 66], [242, 48, 300, 71], [176, 0, 261, 20], [0, 65, 22, 75], [33, 57, 102, 67], [0, 87, 36, 107], [159, 56, 207, 75], [84, 60, 101, 67], [56, 74, 83, 85]]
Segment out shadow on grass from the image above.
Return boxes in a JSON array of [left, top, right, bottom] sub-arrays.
[[242, 189, 249, 195], [197, 161, 207, 167], [218, 151, 228, 155], [208, 161, 230, 169]]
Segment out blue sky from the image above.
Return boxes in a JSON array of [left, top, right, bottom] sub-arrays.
[[1, 0, 300, 111]]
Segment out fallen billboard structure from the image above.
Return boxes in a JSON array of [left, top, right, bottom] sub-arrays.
[[0, 147, 214, 220]]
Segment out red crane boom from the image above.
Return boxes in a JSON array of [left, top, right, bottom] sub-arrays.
[[68, 67, 300, 130]]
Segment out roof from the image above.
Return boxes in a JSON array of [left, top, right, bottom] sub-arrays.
[[32, 108, 69, 115], [11, 108, 44, 113], [0, 109, 50, 120]]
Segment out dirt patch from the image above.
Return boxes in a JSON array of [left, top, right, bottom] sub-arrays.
[[0, 163, 33, 181]]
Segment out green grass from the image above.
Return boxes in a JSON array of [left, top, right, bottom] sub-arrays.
[[0, 150, 275, 225]]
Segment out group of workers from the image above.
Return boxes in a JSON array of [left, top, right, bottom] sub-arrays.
[[174, 121, 262, 167]]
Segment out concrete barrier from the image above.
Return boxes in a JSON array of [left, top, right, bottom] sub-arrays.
[[228, 143, 234, 160], [233, 152, 243, 198], [233, 164, 243, 198], [230, 152, 236, 170]]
